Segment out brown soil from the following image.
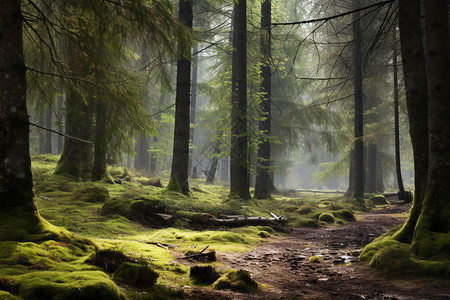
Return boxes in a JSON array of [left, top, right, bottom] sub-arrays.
[[182, 201, 450, 300]]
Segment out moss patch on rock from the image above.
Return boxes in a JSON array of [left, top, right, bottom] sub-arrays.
[[318, 213, 335, 223], [212, 269, 258, 293], [189, 265, 220, 285]]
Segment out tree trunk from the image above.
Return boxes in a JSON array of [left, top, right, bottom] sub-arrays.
[[92, 99, 108, 181], [393, 0, 429, 244], [134, 133, 149, 172], [206, 143, 220, 184], [254, 0, 272, 200], [39, 112, 46, 154], [54, 85, 94, 179], [57, 95, 64, 154], [0, 0, 37, 212], [411, 0, 450, 259], [230, 0, 251, 199], [167, 0, 192, 195], [352, 1, 364, 199], [189, 42, 198, 177], [393, 25, 407, 201], [44, 108, 52, 154], [366, 144, 377, 193]]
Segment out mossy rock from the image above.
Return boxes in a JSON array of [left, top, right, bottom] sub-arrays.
[[189, 265, 220, 285], [318, 213, 335, 223], [370, 194, 389, 205], [212, 269, 258, 293], [296, 206, 313, 215], [0, 275, 15, 293], [332, 209, 356, 221], [258, 231, 270, 238], [308, 256, 323, 263], [130, 197, 167, 214], [17, 270, 121, 300], [114, 262, 159, 288], [100, 198, 132, 218], [72, 186, 110, 203]]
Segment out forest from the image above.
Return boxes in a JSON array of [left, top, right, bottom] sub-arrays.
[[0, 0, 449, 299]]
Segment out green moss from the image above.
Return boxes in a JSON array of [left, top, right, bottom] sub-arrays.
[[370, 194, 389, 205], [308, 256, 323, 263], [114, 262, 159, 288], [318, 213, 335, 223], [0, 291, 20, 300], [332, 209, 356, 221], [72, 186, 110, 203], [212, 269, 258, 293], [411, 231, 450, 260], [369, 244, 419, 276], [296, 206, 314, 215], [258, 231, 270, 238], [18, 270, 121, 300]]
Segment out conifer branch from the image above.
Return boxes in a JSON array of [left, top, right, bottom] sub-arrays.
[[29, 122, 93, 144], [271, 0, 395, 26]]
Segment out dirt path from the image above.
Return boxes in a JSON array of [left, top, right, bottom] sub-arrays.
[[184, 203, 450, 299]]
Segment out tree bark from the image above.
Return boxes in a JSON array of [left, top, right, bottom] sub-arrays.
[[92, 99, 108, 181], [0, 0, 37, 211], [230, 0, 251, 199], [254, 0, 272, 199], [352, 1, 364, 199], [411, 0, 450, 259], [393, 26, 407, 201], [189, 42, 199, 177], [393, 0, 429, 244], [44, 108, 52, 154], [167, 0, 193, 195], [205, 143, 220, 184]]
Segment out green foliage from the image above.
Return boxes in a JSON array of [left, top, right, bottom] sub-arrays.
[[212, 269, 258, 293]]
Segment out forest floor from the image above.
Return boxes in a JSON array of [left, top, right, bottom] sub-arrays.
[[182, 200, 450, 300]]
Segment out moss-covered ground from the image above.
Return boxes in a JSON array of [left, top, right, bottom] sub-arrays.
[[0, 154, 369, 299]]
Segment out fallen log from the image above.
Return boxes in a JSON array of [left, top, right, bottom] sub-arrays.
[[181, 246, 216, 261]]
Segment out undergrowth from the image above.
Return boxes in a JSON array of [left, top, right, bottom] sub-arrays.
[[0, 154, 371, 299]]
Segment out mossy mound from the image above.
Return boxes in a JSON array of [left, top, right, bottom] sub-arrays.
[[114, 262, 159, 288], [72, 186, 110, 203], [369, 244, 419, 276], [370, 195, 389, 205], [332, 209, 356, 221], [308, 255, 323, 263], [0, 291, 20, 300], [212, 269, 258, 293], [318, 213, 335, 223], [296, 206, 314, 215], [17, 270, 121, 300], [189, 265, 220, 285]]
